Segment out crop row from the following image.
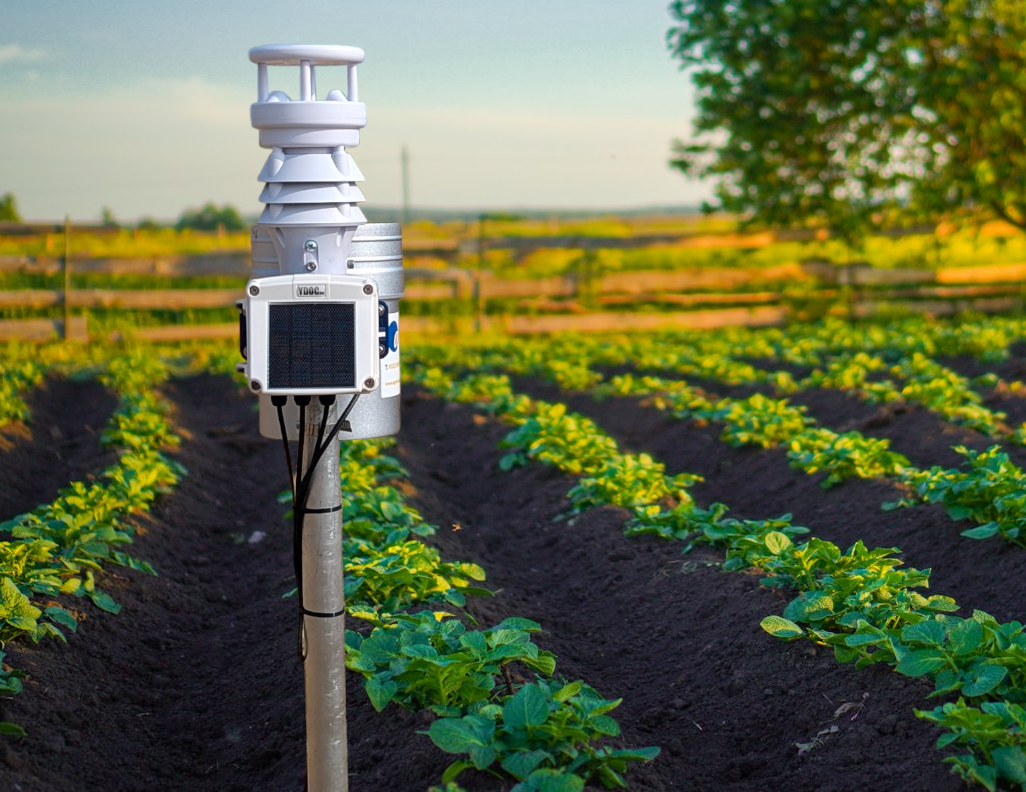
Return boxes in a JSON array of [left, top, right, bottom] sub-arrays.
[[626, 317, 1026, 440], [437, 320, 1017, 442], [0, 359, 45, 428], [408, 352, 1026, 791], [433, 336, 1026, 553], [310, 436, 658, 791], [0, 349, 183, 735]]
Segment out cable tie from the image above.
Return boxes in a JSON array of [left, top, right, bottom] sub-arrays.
[[304, 504, 342, 514], [302, 607, 346, 619]]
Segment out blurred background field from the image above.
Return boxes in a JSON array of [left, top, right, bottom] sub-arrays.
[[1, 211, 1025, 342]]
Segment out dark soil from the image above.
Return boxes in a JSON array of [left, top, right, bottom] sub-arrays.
[[1, 374, 442, 792], [516, 374, 1026, 625], [0, 370, 978, 790], [396, 391, 961, 792], [0, 376, 118, 521]]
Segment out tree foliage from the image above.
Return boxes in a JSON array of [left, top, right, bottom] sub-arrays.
[[174, 202, 244, 232], [668, 0, 1026, 241], [912, 0, 1026, 230], [0, 193, 22, 223]]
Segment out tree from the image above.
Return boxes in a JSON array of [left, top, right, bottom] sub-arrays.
[[909, 0, 1026, 229], [0, 193, 22, 222], [101, 206, 119, 228], [668, 0, 1026, 242], [175, 202, 245, 232]]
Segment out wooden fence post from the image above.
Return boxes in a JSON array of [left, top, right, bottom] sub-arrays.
[[473, 274, 483, 334], [476, 215, 486, 333], [62, 215, 71, 341]]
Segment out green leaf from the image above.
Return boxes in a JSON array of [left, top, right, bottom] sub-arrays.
[[895, 649, 948, 678], [530, 653, 557, 677], [527, 769, 585, 792], [0, 577, 41, 628], [969, 762, 998, 792], [87, 589, 121, 614], [468, 744, 497, 771], [440, 760, 474, 784], [962, 663, 1008, 697], [902, 620, 946, 647], [427, 719, 491, 754], [992, 746, 1026, 785], [946, 619, 983, 656], [44, 607, 78, 632], [0, 721, 26, 737], [501, 749, 548, 781], [961, 524, 1000, 540], [764, 531, 792, 555], [504, 684, 549, 730], [591, 715, 621, 736], [760, 615, 804, 639], [607, 746, 661, 762], [552, 680, 583, 703], [365, 677, 398, 712]]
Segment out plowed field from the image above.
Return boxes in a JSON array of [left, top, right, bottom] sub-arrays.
[[5, 345, 1025, 789]]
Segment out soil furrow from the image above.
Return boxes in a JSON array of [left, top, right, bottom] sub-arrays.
[[0, 376, 118, 522], [1, 374, 440, 791], [512, 376, 1026, 625], [395, 386, 960, 792]]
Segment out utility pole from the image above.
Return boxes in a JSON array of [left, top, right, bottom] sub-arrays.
[[401, 145, 411, 225]]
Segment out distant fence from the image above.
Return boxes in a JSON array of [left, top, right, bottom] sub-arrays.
[[0, 249, 1025, 341]]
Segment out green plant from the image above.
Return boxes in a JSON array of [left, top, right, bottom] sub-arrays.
[[0, 360, 44, 426], [917, 699, 1026, 792], [321, 433, 656, 790], [426, 678, 659, 789], [0, 348, 184, 727], [346, 612, 556, 715], [706, 393, 814, 448], [895, 446, 1026, 546], [788, 428, 910, 487]]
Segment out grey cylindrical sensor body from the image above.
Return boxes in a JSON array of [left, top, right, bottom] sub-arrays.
[[255, 222, 404, 440]]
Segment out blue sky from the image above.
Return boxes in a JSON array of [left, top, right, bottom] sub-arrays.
[[0, 1, 710, 222]]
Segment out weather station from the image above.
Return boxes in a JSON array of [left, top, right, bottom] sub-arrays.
[[237, 43, 403, 792]]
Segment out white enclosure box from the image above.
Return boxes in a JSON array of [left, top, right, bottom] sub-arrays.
[[241, 274, 380, 397]]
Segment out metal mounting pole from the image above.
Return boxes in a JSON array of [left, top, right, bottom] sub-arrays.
[[301, 400, 348, 792]]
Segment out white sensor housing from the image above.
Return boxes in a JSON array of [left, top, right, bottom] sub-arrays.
[[241, 274, 379, 396], [249, 44, 368, 275]]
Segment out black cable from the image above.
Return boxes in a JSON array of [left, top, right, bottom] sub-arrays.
[[272, 396, 295, 503], [295, 398, 309, 496], [272, 393, 360, 663], [292, 394, 358, 661], [294, 398, 308, 649], [297, 394, 360, 506], [294, 403, 328, 604], [298, 404, 324, 662]]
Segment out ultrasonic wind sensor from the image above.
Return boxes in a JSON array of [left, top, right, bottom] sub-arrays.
[[249, 44, 368, 274]]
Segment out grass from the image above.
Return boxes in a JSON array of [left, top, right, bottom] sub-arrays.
[[0, 228, 251, 259]]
